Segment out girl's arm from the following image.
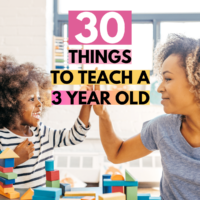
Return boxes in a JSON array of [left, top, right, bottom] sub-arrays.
[[78, 105, 92, 128], [93, 85, 152, 164]]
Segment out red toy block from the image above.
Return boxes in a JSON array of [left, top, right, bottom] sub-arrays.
[[0, 166, 13, 173], [46, 170, 60, 181], [112, 186, 124, 193], [0, 181, 13, 188]]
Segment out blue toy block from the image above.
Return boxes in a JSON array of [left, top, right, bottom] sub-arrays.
[[149, 197, 161, 200], [104, 179, 138, 187], [33, 195, 59, 200], [0, 177, 15, 185], [63, 197, 85, 199], [60, 183, 71, 196], [0, 158, 14, 168], [34, 187, 62, 198], [102, 174, 112, 194], [138, 193, 151, 200], [45, 160, 54, 171]]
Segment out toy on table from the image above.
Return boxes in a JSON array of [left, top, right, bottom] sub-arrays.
[[65, 191, 96, 198], [111, 172, 124, 194], [0, 148, 20, 199], [21, 188, 34, 200], [99, 192, 125, 200]]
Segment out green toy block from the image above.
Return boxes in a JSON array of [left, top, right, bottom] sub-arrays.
[[0, 172, 17, 180], [46, 180, 60, 188], [126, 186, 138, 200], [125, 169, 136, 181]]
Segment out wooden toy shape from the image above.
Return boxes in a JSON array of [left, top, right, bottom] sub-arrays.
[[0, 190, 20, 199], [0, 166, 13, 173], [0, 172, 17, 180], [34, 187, 62, 198], [0, 148, 19, 159], [65, 191, 96, 197], [111, 172, 124, 181], [102, 174, 112, 194], [0, 177, 15, 185], [81, 196, 95, 200], [46, 170, 60, 181], [45, 160, 54, 171], [126, 186, 137, 200], [0, 158, 14, 168], [60, 183, 71, 196], [138, 194, 151, 200], [112, 186, 124, 193], [125, 170, 135, 182], [21, 188, 34, 200], [99, 192, 125, 200], [46, 180, 60, 188], [0, 184, 14, 193], [0, 181, 13, 188], [103, 179, 138, 187], [149, 197, 161, 200]]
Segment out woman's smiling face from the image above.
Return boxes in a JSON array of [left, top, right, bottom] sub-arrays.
[[157, 54, 197, 115]]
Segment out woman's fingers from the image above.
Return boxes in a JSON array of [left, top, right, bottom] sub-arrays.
[[95, 85, 100, 91]]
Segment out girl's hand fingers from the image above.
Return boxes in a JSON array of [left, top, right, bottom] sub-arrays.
[[86, 85, 93, 91], [95, 85, 100, 91]]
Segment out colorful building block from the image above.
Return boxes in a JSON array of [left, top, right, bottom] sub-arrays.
[[99, 192, 125, 200], [0, 189, 20, 199], [34, 186, 62, 198], [125, 170, 136, 182], [0, 158, 14, 168], [45, 160, 54, 171], [0, 172, 17, 180], [46, 170, 60, 181], [126, 186, 137, 200], [111, 173, 124, 181], [149, 197, 161, 200], [0, 181, 13, 188], [103, 179, 138, 187], [102, 174, 112, 194], [0, 148, 19, 159], [64, 197, 84, 199], [0, 184, 14, 193], [60, 183, 71, 195], [21, 188, 34, 200], [0, 177, 15, 185], [46, 180, 60, 188], [0, 166, 13, 173], [32, 195, 59, 200], [65, 191, 96, 197], [81, 197, 95, 200], [112, 186, 124, 193], [138, 194, 151, 200]]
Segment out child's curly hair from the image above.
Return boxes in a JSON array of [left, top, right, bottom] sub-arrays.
[[153, 34, 200, 122], [0, 55, 52, 129]]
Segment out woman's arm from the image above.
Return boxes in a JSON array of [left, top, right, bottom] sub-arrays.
[[79, 105, 92, 128]]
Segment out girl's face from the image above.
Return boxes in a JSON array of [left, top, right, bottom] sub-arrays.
[[157, 54, 197, 115], [20, 82, 42, 127]]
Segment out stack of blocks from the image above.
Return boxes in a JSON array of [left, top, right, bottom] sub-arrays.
[[0, 148, 20, 199], [45, 160, 60, 188]]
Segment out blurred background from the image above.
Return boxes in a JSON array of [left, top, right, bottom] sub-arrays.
[[0, 0, 199, 194]]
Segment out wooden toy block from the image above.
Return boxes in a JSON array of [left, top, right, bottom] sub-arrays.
[[138, 194, 151, 200], [149, 197, 161, 200], [21, 188, 34, 200], [46, 170, 60, 181], [46, 180, 60, 188], [111, 173, 124, 181], [65, 191, 96, 197], [0, 166, 13, 173], [0, 172, 17, 180], [0, 158, 14, 168], [81, 196, 95, 200], [34, 187, 62, 198], [99, 192, 125, 200], [0, 184, 14, 193], [0, 189, 20, 199], [60, 183, 71, 195], [102, 174, 112, 194], [64, 197, 84, 199], [0, 181, 13, 188], [112, 186, 124, 193], [0, 148, 19, 159], [45, 160, 54, 171], [126, 186, 137, 200], [104, 179, 138, 187], [33, 195, 60, 200], [0, 177, 15, 185], [125, 170, 136, 182]]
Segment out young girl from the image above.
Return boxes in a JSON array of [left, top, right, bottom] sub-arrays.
[[0, 55, 92, 188], [93, 34, 200, 200]]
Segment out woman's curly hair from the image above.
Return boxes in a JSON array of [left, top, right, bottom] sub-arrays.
[[153, 33, 200, 122], [0, 55, 53, 129]]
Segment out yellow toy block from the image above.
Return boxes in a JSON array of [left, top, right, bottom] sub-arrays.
[[21, 188, 34, 200], [81, 196, 95, 200], [0, 185, 14, 193], [65, 191, 96, 197], [0, 148, 19, 159], [0, 189, 20, 199], [99, 193, 125, 200], [111, 172, 124, 181]]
